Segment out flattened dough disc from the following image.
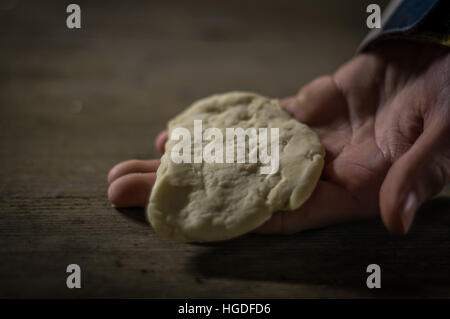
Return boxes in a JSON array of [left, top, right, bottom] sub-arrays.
[[147, 92, 325, 242]]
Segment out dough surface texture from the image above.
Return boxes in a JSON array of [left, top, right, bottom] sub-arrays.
[[147, 92, 324, 242]]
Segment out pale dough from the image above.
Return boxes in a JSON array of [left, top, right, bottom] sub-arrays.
[[147, 92, 324, 242]]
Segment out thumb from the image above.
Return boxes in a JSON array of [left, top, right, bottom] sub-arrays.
[[379, 120, 449, 235]]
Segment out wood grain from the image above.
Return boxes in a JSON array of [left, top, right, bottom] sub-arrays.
[[1, 0, 449, 298]]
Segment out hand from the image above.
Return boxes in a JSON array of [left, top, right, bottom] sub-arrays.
[[259, 40, 450, 235], [108, 40, 450, 235]]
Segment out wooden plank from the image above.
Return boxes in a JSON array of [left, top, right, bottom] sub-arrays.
[[1, 0, 449, 298]]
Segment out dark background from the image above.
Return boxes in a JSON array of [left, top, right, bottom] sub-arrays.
[[1, 0, 450, 298]]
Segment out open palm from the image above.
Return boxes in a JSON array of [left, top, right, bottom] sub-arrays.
[[108, 41, 450, 235]]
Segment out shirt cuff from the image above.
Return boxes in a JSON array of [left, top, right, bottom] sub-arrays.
[[357, 0, 449, 52]]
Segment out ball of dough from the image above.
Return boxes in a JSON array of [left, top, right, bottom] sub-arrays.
[[147, 92, 324, 242]]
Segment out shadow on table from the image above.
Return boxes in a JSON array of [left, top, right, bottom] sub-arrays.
[[190, 197, 450, 297], [116, 207, 147, 224]]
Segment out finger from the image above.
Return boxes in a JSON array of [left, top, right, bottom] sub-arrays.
[[108, 159, 160, 184], [280, 76, 352, 164], [155, 130, 168, 155], [255, 180, 370, 234], [279, 96, 296, 115], [379, 119, 449, 235], [108, 172, 156, 207], [280, 75, 347, 126]]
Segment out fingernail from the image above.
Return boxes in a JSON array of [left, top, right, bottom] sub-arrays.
[[402, 192, 418, 234]]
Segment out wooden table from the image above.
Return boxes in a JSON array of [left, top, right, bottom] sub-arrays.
[[1, 0, 449, 298]]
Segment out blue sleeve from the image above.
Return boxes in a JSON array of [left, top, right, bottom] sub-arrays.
[[358, 0, 449, 52], [382, 0, 438, 34]]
